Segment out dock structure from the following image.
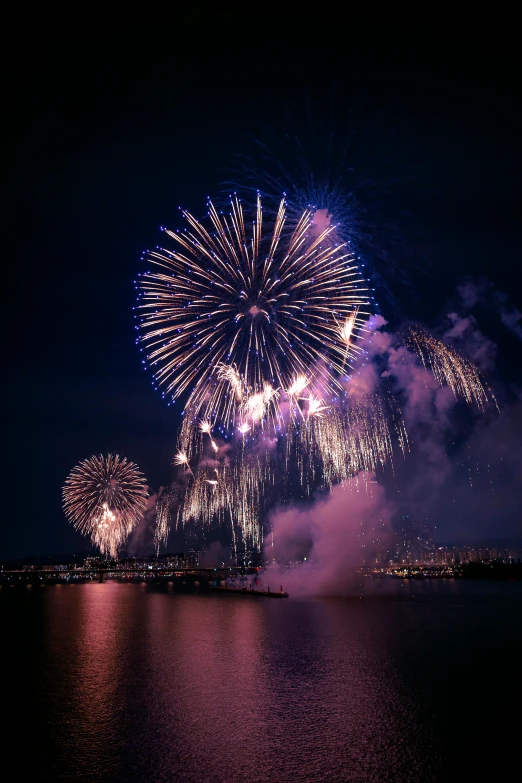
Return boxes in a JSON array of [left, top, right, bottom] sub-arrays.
[[211, 585, 288, 598]]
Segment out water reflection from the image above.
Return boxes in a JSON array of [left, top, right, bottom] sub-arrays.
[[41, 583, 130, 780], [2, 581, 520, 782]]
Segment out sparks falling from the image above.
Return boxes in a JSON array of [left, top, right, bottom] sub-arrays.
[[408, 327, 491, 411]]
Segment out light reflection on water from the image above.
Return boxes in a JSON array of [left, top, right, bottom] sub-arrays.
[[2, 580, 521, 782]]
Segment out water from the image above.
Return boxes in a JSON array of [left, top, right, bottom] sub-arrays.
[[2, 579, 521, 782]]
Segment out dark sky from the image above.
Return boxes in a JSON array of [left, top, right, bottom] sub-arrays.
[[4, 8, 521, 558]]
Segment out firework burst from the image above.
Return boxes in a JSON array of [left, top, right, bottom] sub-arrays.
[[136, 193, 371, 427], [62, 454, 148, 558]]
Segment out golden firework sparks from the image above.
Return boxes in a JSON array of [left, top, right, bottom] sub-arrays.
[[62, 454, 148, 558]]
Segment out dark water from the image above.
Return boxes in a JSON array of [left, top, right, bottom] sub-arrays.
[[2, 580, 521, 782]]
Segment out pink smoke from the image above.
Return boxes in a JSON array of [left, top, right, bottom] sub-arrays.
[[261, 474, 394, 596], [128, 489, 158, 555], [443, 312, 496, 371], [457, 277, 522, 341]]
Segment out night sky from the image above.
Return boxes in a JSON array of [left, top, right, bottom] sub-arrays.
[[4, 8, 521, 559]]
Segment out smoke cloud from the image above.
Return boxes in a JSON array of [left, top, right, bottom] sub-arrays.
[[128, 490, 158, 555], [457, 277, 522, 341], [261, 475, 393, 596], [200, 540, 233, 567], [254, 281, 521, 595], [443, 312, 496, 371]]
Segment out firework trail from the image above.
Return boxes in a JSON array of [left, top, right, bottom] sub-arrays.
[[407, 327, 491, 410], [154, 484, 180, 553], [62, 454, 148, 558]]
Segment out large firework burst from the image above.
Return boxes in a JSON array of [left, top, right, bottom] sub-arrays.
[[136, 194, 371, 428], [62, 454, 148, 558]]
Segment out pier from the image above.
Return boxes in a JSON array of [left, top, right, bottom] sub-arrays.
[[210, 585, 288, 598]]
